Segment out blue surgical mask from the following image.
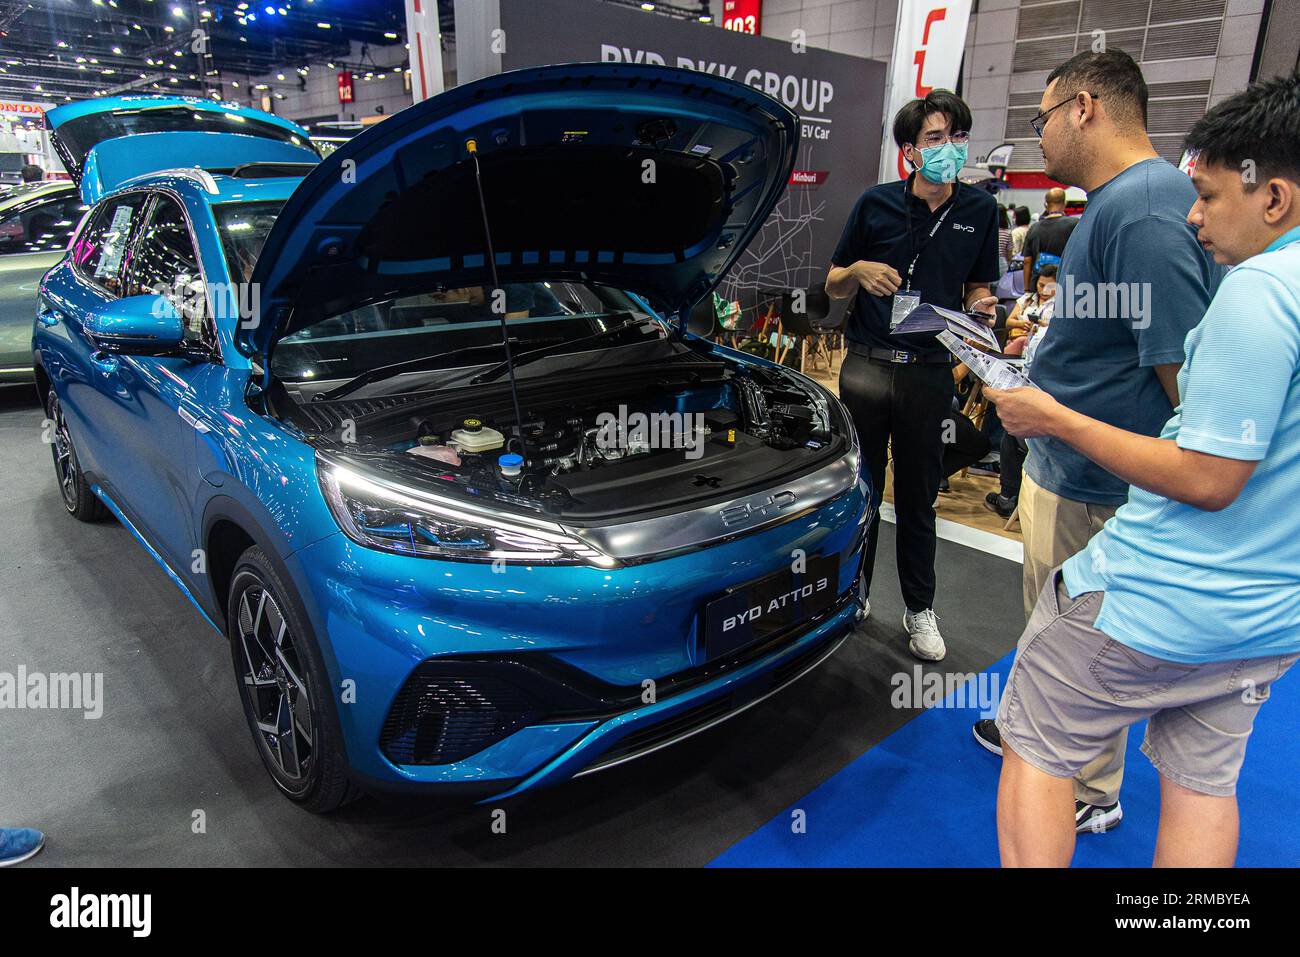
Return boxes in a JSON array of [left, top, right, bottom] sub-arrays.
[[914, 142, 968, 184]]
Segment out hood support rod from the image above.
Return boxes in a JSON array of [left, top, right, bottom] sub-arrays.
[[468, 140, 528, 462]]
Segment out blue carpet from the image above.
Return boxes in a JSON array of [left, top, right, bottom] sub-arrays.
[[711, 651, 1300, 866]]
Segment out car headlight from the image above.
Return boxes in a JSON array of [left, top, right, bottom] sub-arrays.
[[318, 460, 615, 566]]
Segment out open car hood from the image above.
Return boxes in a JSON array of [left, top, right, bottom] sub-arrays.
[[45, 95, 319, 205], [240, 62, 798, 357]]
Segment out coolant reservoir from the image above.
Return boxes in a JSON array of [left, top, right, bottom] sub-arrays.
[[449, 417, 504, 453], [407, 435, 462, 466]]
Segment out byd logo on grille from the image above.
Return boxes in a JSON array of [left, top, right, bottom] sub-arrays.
[[719, 490, 797, 528]]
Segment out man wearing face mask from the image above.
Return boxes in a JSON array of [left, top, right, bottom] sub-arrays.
[[826, 90, 1000, 661]]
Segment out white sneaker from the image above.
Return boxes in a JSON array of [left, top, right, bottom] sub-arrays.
[[904, 608, 946, 661], [859, 597, 871, 622]]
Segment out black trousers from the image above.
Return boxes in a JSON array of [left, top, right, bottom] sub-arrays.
[[1000, 430, 1028, 499], [839, 352, 954, 612], [941, 410, 991, 478]]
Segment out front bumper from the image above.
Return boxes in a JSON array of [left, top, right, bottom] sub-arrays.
[[287, 479, 869, 799]]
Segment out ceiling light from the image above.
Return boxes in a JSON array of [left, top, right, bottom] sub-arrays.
[[172, 5, 184, 15], [112, 46, 122, 54], [316, 21, 330, 28], [384, 32, 398, 39], [276, 72, 285, 80]]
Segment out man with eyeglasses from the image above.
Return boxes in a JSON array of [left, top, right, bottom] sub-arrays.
[[971, 50, 1223, 835], [826, 90, 1000, 662]]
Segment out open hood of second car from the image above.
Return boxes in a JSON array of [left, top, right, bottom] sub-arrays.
[[45, 95, 320, 204], [240, 62, 798, 357]]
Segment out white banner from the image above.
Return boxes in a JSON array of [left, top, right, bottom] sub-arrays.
[[878, 0, 973, 183], [405, 0, 446, 103]]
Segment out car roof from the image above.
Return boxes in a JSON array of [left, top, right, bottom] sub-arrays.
[[100, 169, 304, 206], [0, 180, 77, 212]]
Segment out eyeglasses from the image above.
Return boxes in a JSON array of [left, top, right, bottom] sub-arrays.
[[915, 130, 971, 148], [1030, 92, 1100, 137]]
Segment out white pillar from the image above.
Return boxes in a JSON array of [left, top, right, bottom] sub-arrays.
[[405, 0, 446, 102]]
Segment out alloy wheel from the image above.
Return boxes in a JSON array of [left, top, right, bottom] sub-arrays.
[[236, 585, 315, 782], [49, 396, 79, 512]]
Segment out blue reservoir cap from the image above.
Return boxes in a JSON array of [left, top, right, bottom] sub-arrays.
[[499, 453, 524, 467]]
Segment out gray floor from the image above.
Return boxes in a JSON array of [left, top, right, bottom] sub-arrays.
[[0, 384, 1024, 866]]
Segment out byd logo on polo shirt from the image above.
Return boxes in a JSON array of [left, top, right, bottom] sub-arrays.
[[952, 222, 974, 233]]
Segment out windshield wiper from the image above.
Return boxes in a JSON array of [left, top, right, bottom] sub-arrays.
[[314, 337, 563, 402], [468, 314, 656, 385]]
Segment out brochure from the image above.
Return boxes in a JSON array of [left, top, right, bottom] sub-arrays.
[[936, 331, 1038, 390]]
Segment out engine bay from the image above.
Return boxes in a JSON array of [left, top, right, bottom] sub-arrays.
[[281, 355, 843, 520]]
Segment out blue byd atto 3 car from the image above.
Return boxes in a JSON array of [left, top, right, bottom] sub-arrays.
[[34, 64, 870, 812]]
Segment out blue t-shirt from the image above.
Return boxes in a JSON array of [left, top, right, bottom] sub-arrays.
[[1063, 228, 1300, 663], [1026, 158, 1224, 505]]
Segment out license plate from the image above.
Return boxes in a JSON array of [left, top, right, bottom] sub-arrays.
[[703, 554, 840, 661]]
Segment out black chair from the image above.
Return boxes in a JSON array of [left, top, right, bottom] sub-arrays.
[[777, 289, 839, 371]]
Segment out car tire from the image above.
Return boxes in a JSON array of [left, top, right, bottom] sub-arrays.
[[226, 545, 360, 814], [47, 390, 105, 523]]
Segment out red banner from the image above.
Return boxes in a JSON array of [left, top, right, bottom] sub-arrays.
[[337, 70, 355, 105], [722, 0, 762, 35]]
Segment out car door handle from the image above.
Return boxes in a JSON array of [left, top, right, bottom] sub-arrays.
[[90, 351, 120, 375]]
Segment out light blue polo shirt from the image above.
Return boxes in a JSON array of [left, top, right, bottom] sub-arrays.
[[1062, 225, 1300, 663]]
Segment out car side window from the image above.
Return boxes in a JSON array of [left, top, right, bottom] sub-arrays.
[[124, 194, 208, 344], [70, 194, 149, 296], [0, 194, 89, 256]]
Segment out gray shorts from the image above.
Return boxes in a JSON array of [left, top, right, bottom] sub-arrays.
[[996, 567, 1296, 797]]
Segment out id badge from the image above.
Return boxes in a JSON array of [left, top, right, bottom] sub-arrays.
[[890, 293, 921, 330]]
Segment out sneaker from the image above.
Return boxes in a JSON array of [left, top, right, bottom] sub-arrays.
[[904, 608, 946, 661], [972, 718, 1002, 755], [938, 476, 951, 494], [0, 827, 45, 867], [983, 491, 1017, 518], [1075, 800, 1123, 834]]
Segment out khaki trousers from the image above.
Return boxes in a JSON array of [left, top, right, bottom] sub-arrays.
[[1018, 471, 1123, 806]]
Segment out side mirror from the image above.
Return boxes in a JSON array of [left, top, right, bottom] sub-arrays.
[[83, 294, 186, 355]]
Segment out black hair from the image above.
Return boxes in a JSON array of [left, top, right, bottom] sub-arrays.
[[20, 164, 43, 183], [892, 89, 973, 150], [1186, 71, 1300, 189], [1035, 263, 1058, 281], [1014, 206, 1031, 227], [1046, 49, 1148, 129], [998, 206, 1010, 230]]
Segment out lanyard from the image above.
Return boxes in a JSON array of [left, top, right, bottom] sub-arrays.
[[901, 174, 959, 292]]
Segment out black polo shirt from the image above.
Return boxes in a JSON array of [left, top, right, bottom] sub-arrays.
[[831, 176, 1000, 353]]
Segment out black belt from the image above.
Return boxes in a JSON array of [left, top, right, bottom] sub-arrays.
[[849, 343, 951, 365]]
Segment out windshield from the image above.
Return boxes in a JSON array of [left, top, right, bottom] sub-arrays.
[[212, 201, 661, 385], [215, 200, 282, 284]]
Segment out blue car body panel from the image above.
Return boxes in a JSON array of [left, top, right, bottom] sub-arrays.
[[45, 95, 319, 205], [33, 68, 871, 803]]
